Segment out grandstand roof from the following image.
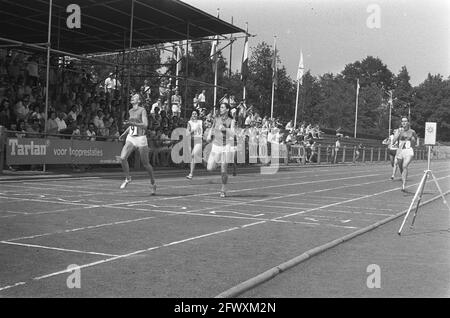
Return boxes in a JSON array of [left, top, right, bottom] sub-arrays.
[[0, 0, 245, 55]]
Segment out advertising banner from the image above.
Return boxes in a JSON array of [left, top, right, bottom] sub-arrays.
[[6, 138, 122, 165]]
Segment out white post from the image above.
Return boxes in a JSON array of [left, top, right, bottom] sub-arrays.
[[354, 79, 360, 138], [270, 36, 276, 120], [294, 80, 300, 129], [44, 0, 53, 135]]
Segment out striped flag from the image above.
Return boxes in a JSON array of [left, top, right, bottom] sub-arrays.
[[241, 36, 249, 83], [296, 51, 304, 85]]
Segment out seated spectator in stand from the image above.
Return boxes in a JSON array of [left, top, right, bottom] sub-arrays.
[[26, 118, 42, 138], [160, 110, 170, 130], [151, 98, 162, 114], [198, 89, 206, 108], [141, 79, 151, 102], [86, 122, 97, 141], [15, 120, 27, 138], [193, 94, 200, 110], [0, 98, 13, 128], [93, 109, 106, 136], [55, 112, 68, 134], [108, 118, 120, 141], [171, 89, 182, 117], [67, 106, 79, 120], [229, 94, 237, 109], [45, 111, 59, 137], [285, 120, 294, 132], [162, 100, 170, 113], [14, 95, 31, 121]]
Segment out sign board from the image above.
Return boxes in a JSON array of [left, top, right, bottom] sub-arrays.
[[6, 138, 122, 165], [424, 122, 437, 145]]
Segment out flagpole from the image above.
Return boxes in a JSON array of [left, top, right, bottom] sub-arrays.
[[294, 80, 300, 129], [229, 17, 233, 78], [354, 79, 360, 138], [243, 22, 248, 101], [294, 51, 303, 129], [388, 90, 393, 134], [270, 35, 276, 120]]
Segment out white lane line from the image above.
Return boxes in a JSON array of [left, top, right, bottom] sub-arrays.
[[1, 206, 97, 218], [312, 209, 392, 217], [102, 172, 384, 208], [0, 241, 118, 257], [0, 282, 26, 292], [0, 195, 98, 207], [272, 174, 450, 221], [32, 226, 242, 281], [5, 216, 157, 242], [210, 210, 265, 217]]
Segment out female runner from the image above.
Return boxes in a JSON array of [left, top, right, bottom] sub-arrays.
[[206, 103, 236, 198], [186, 110, 203, 180]]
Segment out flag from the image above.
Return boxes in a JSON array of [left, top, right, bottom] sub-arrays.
[[296, 51, 304, 85], [356, 78, 360, 95], [241, 36, 249, 83], [272, 42, 278, 87]]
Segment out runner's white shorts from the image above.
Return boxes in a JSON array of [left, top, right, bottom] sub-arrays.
[[396, 147, 414, 160], [126, 135, 148, 148], [208, 143, 236, 164]]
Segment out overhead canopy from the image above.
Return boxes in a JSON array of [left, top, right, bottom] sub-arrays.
[[0, 0, 245, 54]]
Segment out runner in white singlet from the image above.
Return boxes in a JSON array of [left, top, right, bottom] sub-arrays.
[[393, 117, 417, 192], [186, 110, 203, 180], [118, 94, 157, 194], [206, 103, 236, 198]]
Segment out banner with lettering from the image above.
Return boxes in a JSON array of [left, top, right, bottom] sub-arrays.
[[6, 138, 122, 165]]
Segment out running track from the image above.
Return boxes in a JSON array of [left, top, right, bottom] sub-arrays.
[[0, 161, 449, 297]]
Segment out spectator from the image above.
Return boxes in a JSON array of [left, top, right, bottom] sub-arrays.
[[141, 79, 151, 102], [198, 89, 206, 108], [45, 111, 59, 136], [55, 112, 68, 133], [93, 110, 106, 135], [0, 99, 13, 128], [332, 134, 342, 164], [26, 118, 42, 138], [104, 73, 121, 93], [151, 98, 162, 114], [171, 89, 182, 117], [14, 95, 31, 121], [15, 120, 27, 138], [86, 122, 97, 141], [193, 93, 199, 109]]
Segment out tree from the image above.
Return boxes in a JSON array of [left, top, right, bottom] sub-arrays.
[[342, 56, 395, 91]]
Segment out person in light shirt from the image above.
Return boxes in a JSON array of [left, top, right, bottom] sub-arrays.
[[186, 110, 204, 180], [118, 94, 157, 195], [393, 117, 417, 192]]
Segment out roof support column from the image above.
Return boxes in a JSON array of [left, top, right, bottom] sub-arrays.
[[44, 0, 53, 139], [184, 21, 190, 119], [126, 0, 135, 109]]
